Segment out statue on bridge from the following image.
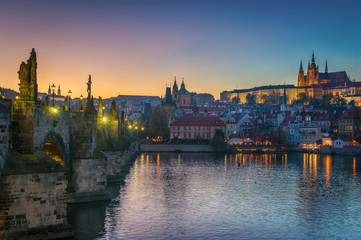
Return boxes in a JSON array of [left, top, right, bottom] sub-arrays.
[[87, 74, 92, 100], [85, 74, 97, 113], [18, 48, 38, 100]]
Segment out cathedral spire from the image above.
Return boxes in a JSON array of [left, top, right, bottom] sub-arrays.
[[311, 51, 316, 68], [325, 60, 328, 73], [299, 60, 304, 73]]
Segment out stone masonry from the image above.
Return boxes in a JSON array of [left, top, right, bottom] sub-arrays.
[[0, 171, 67, 234]]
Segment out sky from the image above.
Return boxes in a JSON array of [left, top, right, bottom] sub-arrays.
[[0, 0, 360, 99]]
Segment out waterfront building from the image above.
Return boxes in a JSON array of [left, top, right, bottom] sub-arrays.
[[225, 113, 251, 138], [300, 123, 322, 145], [170, 115, 226, 140], [338, 107, 361, 138]]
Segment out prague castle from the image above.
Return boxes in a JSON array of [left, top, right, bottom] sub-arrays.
[[221, 52, 361, 105], [297, 52, 349, 87]]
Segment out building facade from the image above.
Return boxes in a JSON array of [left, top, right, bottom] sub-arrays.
[[170, 115, 226, 140], [338, 107, 361, 138]]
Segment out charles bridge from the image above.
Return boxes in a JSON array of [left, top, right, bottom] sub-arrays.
[[0, 49, 139, 239]]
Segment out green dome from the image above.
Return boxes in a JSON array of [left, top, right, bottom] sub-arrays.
[[178, 89, 190, 95]]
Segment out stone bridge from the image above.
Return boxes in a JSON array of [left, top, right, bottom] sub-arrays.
[[0, 49, 138, 238]]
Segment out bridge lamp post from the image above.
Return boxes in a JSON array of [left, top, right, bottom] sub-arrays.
[[135, 126, 138, 137], [80, 94, 83, 110], [68, 90, 72, 111], [51, 84, 56, 107]]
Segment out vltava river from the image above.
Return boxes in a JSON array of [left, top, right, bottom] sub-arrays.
[[69, 153, 361, 239]]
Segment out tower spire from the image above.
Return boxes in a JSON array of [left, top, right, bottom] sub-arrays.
[[172, 76, 178, 91], [283, 88, 287, 105], [299, 60, 303, 72], [311, 51, 316, 68], [325, 60, 328, 73]]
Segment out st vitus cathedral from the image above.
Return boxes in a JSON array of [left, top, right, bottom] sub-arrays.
[[298, 52, 350, 87]]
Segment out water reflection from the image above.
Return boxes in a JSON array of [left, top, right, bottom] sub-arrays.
[[69, 153, 361, 239]]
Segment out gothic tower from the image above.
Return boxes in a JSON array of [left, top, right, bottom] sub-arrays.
[[306, 52, 319, 85], [172, 76, 179, 104], [298, 61, 306, 87]]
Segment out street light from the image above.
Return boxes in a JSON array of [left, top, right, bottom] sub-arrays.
[[51, 84, 56, 107], [68, 90, 72, 111], [80, 94, 83, 110]]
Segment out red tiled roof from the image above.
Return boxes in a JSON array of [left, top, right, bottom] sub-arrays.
[[171, 115, 226, 127], [312, 112, 333, 121], [339, 107, 361, 119]]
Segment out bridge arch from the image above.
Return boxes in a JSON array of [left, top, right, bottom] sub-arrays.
[[40, 131, 69, 167]]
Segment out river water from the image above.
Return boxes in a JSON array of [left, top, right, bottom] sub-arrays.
[[68, 153, 361, 239]]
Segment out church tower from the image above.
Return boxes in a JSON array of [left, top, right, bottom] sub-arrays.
[[306, 52, 319, 85], [298, 61, 306, 87], [57, 84, 61, 95], [172, 76, 179, 104], [181, 78, 186, 90]]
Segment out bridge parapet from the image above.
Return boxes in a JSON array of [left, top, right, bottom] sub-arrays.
[[0, 99, 11, 175]]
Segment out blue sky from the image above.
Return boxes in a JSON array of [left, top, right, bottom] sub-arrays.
[[0, 0, 360, 98]]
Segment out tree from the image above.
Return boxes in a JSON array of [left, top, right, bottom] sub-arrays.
[[331, 96, 347, 107], [261, 91, 279, 105], [261, 94, 269, 104], [348, 100, 355, 107], [232, 96, 240, 104], [320, 94, 333, 107], [269, 91, 280, 105], [44, 96, 49, 106], [120, 110, 127, 135], [210, 129, 225, 150], [148, 106, 169, 140], [275, 126, 288, 145], [293, 92, 309, 105], [246, 93, 256, 105], [109, 100, 117, 119]]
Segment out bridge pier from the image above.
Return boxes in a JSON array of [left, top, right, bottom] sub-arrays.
[[67, 106, 110, 203]]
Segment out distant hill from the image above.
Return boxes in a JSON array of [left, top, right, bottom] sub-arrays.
[[0, 87, 18, 99], [0, 87, 48, 100]]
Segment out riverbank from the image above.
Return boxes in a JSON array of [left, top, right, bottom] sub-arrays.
[[140, 144, 217, 152]]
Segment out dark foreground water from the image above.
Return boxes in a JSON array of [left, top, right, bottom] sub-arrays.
[[68, 153, 361, 239]]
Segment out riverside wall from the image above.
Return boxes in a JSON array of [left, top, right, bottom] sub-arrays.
[[140, 144, 215, 152], [102, 141, 140, 182]]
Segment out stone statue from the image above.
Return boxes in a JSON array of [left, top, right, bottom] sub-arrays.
[[87, 74, 92, 100], [18, 48, 38, 100], [98, 96, 103, 117]]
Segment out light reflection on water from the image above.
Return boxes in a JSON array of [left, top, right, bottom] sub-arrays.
[[74, 152, 361, 239]]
